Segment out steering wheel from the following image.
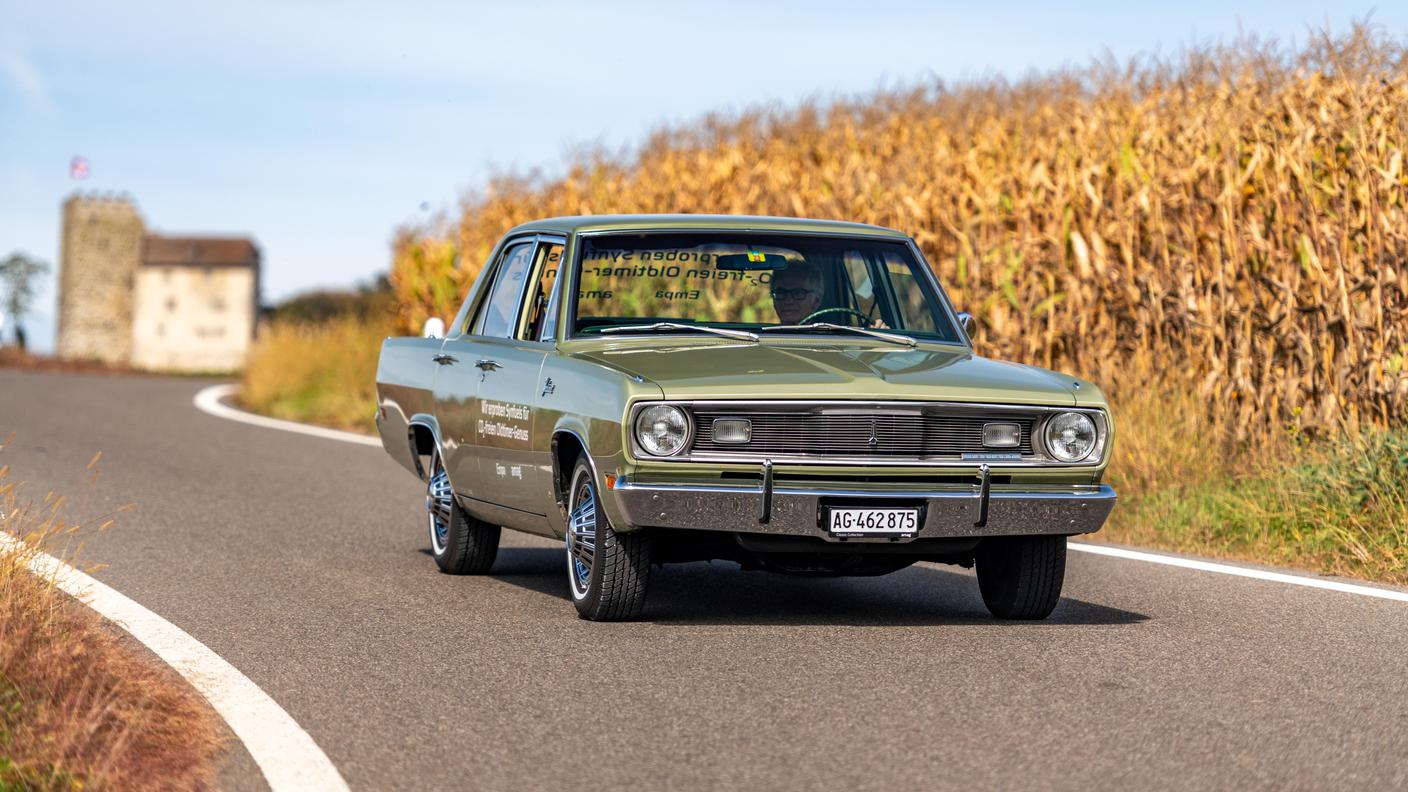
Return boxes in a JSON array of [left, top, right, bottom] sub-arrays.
[[799, 307, 872, 325]]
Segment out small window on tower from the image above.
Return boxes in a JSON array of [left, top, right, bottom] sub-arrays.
[[166, 297, 177, 312]]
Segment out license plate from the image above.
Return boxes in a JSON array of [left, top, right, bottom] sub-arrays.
[[827, 507, 920, 537]]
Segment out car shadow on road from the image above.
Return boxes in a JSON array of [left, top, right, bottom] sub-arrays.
[[485, 546, 1148, 627]]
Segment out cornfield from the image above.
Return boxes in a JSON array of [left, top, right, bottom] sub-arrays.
[[392, 25, 1408, 442]]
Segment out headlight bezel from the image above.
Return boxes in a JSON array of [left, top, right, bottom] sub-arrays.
[[633, 404, 693, 457], [1042, 411, 1099, 463]]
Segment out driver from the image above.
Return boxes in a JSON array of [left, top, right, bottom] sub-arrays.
[[768, 261, 824, 325]]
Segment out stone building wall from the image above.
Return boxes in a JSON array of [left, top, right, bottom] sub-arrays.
[[55, 193, 261, 372], [56, 195, 144, 363], [131, 265, 257, 372]]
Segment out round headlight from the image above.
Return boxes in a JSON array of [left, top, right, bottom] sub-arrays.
[[635, 405, 690, 456], [1044, 412, 1098, 462]]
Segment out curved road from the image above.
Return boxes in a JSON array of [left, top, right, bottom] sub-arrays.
[[3, 369, 1407, 790]]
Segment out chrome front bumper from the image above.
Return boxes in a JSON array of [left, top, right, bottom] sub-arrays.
[[610, 477, 1116, 540]]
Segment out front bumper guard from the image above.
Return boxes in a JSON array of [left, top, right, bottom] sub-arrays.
[[610, 473, 1116, 540]]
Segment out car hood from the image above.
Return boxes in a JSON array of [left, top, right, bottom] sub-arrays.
[[569, 338, 1079, 406]]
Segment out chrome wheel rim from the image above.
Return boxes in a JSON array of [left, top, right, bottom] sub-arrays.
[[427, 455, 452, 555], [566, 468, 596, 600]]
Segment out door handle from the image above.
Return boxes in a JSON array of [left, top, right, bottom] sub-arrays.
[[432, 354, 457, 365], [475, 359, 501, 371]]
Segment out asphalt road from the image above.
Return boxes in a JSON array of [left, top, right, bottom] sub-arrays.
[[3, 368, 1408, 791]]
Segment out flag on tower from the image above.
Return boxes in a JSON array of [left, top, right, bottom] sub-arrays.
[[70, 156, 90, 180]]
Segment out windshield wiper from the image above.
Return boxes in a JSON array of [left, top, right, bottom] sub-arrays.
[[760, 322, 917, 347], [599, 322, 759, 342]]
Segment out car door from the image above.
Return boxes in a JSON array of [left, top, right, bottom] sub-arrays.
[[433, 237, 537, 500], [469, 237, 564, 515]]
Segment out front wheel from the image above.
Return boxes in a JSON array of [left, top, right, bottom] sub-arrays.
[[975, 535, 1066, 619], [565, 456, 651, 620]]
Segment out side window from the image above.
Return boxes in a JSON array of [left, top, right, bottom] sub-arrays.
[[842, 251, 879, 318], [883, 258, 938, 333], [472, 242, 535, 338], [521, 242, 564, 341]]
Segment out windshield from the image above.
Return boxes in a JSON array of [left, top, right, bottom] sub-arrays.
[[570, 232, 962, 343]]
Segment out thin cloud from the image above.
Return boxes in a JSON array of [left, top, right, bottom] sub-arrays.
[[0, 48, 48, 104]]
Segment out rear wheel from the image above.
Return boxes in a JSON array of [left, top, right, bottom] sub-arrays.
[[565, 456, 651, 620], [426, 451, 500, 574], [976, 535, 1066, 619]]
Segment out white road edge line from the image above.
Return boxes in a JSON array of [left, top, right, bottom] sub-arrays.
[[1067, 541, 1408, 603], [0, 533, 351, 792], [194, 383, 381, 446], [195, 383, 1408, 604]]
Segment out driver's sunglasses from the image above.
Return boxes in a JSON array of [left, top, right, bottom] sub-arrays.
[[770, 286, 815, 301]]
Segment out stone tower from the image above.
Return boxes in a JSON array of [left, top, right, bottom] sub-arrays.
[[56, 194, 146, 363]]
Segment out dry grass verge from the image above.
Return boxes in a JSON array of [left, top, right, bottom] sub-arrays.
[[1104, 377, 1408, 583], [0, 452, 224, 791], [239, 315, 394, 433]]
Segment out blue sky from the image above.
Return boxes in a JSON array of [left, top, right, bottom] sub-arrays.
[[1, 1, 1399, 352]]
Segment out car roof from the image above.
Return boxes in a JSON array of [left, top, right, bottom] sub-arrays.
[[505, 214, 910, 238]]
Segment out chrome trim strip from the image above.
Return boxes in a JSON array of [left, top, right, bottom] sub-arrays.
[[613, 479, 1115, 501]]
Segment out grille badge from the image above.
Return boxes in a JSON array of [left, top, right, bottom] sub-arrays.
[[867, 419, 879, 446]]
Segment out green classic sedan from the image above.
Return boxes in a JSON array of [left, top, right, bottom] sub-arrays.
[[375, 215, 1116, 621]]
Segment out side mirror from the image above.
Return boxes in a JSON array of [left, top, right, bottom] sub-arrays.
[[421, 317, 446, 339], [956, 312, 974, 338]]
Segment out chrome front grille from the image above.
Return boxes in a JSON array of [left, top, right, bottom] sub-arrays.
[[691, 409, 1038, 458]]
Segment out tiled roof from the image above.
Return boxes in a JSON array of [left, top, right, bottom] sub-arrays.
[[142, 234, 259, 268]]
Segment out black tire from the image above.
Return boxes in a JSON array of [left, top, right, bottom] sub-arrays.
[[976, 535, 1066, 620], [565, 456, 651, 621], [426, 451, 500, 575]]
